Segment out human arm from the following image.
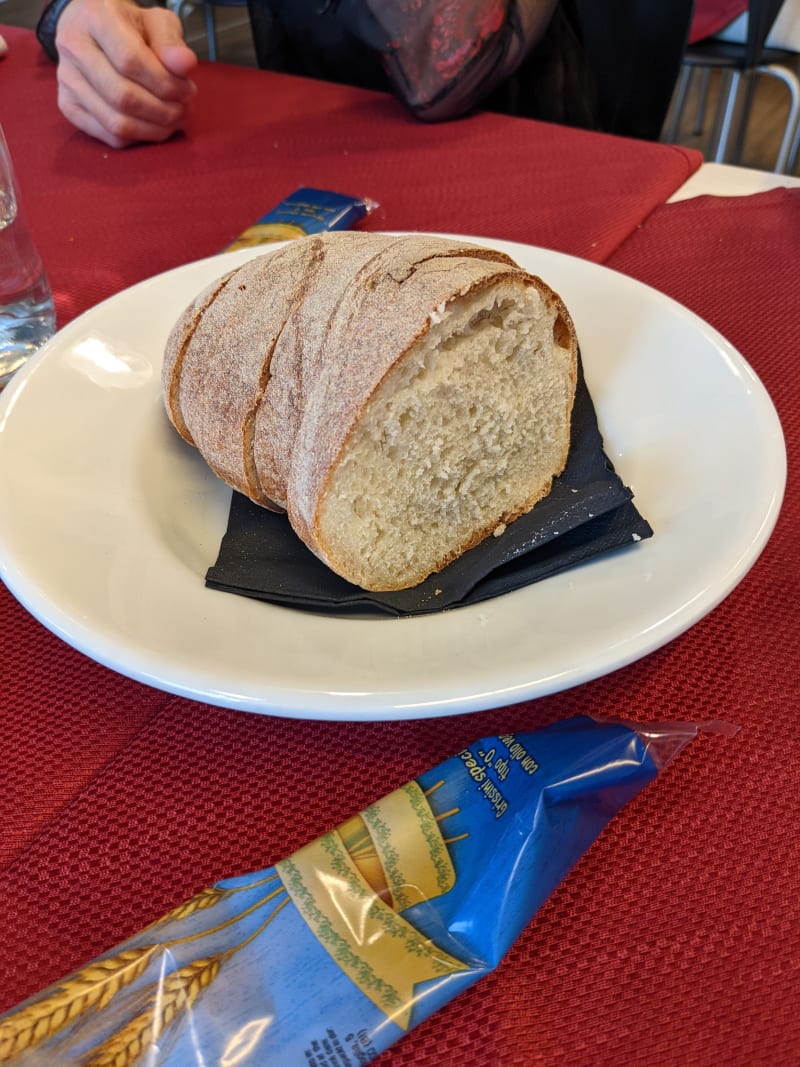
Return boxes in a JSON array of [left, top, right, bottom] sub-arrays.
[[37, 0, 198, 148]]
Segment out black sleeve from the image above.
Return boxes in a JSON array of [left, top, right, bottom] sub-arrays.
[[573, 0, 694, 140], [36, 0, 76, 60], [246, 0, 388, 90]]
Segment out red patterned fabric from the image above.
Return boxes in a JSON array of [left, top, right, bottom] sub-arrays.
[[363, 0, 509, 95], [689, 0, 749, 43], [3, 23, 799, 1066]]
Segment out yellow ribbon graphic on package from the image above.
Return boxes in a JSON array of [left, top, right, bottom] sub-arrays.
[[276, 781, 470, 1030]]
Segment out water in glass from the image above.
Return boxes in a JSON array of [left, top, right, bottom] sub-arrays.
[[0, 129, 56, 387]]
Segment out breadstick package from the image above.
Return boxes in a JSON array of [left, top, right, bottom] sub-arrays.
[[223, 187, 377, 251], [0, 715, 735, 1065]]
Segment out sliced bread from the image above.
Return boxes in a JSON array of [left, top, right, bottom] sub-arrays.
[[163, 232, 577, 591]]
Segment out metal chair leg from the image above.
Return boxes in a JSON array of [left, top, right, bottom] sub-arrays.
[[788, 112, 800, 174], [166, 0, 194, 17], [730, 71, 758, 162], [708, 68, 742, 163], [663, 64, 692, 143], [757, 65, 800, 174], [204, 3, 217, 62], [693, 67, 712, 136]]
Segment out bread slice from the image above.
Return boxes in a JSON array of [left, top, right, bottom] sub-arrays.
[[290, 262, 577, 590], [252, 231, 397, 509], [161, 269, 236, 445], [163, 232, 577, 591], [164, 239, 336, 508]]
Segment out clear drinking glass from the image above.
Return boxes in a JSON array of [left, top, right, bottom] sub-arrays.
[[0, 124, 56, 388]]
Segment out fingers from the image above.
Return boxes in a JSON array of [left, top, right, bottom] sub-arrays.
[[96, 5, 197, 99], [144, 13, 199, 79], [58, 91, 181, 149], [57, 59, 190, 148], [0, 33, 8, 59], [156, 41, 200, 79], [55, 0, 198, 147]]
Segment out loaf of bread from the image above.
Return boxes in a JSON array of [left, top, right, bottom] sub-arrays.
[[163, 232, 578, 592]]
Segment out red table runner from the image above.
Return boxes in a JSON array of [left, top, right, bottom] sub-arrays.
[[2, 24, 799, 1066]]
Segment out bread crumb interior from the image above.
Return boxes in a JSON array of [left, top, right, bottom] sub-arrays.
[[318, 281, 573, 590]]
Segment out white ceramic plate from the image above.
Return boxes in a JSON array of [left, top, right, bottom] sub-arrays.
[[0, 237, 786, 721]]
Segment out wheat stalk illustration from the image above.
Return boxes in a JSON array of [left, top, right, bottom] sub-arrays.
[[82, 897, 291, 1067], [0, 946, 159, 1062], [1, 781, 464, 1064], [0, 875, 287, 1064], [147, 872, 281, 930], [81, 956, 221, 1067], [147, 886, 226, 926]]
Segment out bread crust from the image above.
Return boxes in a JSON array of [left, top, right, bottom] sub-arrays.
[[171, 240, 325, 506], [161, 270, 236, 445]]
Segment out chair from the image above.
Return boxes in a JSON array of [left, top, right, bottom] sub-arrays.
[[665, 0, 800, 173], [574, 0, 696, 141]]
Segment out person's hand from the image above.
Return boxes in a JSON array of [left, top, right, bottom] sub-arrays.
[[0, 33, 8, 59], [55, 0, 198, 148]]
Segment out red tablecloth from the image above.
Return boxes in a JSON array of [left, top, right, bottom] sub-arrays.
[[2, 24, 799, 1067]]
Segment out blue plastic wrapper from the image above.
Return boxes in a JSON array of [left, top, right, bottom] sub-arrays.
[[0, 715, 735, 1065], [224, 187, 377, 251]]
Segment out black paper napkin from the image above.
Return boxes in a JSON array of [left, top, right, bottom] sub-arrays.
[[206, 355, 652, 616]]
